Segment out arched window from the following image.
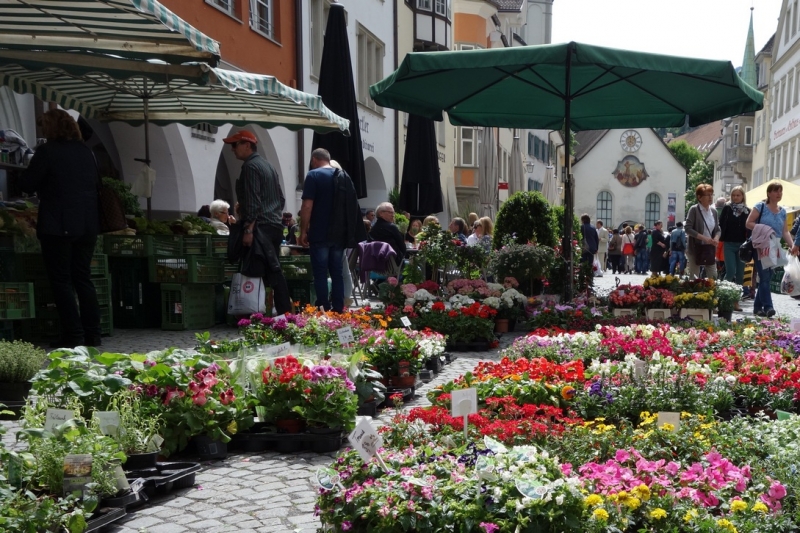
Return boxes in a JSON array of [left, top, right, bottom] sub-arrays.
[[596, 192, 612, 227], [645, 193, 661, 229]]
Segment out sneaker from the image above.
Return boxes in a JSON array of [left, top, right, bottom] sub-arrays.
[[766, 309, 776, 318], [754, 309, 767, 317]]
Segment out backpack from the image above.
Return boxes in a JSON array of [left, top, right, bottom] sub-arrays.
[[671, 230, 685, 252]]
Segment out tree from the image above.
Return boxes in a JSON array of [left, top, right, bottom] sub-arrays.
[[685, 159, 715, 213], [668, 140, 705, 191], [493, 191, 557, 249]]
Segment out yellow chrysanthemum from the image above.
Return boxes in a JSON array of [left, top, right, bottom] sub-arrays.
[[227, 420, 238, 435], [717, 518, 738, 533], [752, 502, 769, 513], [660, 423, 675, 432], [730, 500, 748, 513], [624, 496, 642, 510], [632, 484, 651, 501], [584, 494, 603, 507], [592, 508, 609, 522], [649, 508, 667, 520], [683, 510, 698, 523]]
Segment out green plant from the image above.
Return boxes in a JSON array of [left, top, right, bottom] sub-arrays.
[[388, 187, 401, 212], [415, 224, 461, 270], [101, 177, 143, 217], [715, 280, 743, 313], [0, 340, 46, 383], [363, 329, 422, 377], [347, 351, 386, 406], [494, 191, 557, 248], [103, 390, 163, 455], [302, 363, 358, 431], [488, 241, 556, 296], [394, 212, 409, 235], [253, 355, 310, 422]]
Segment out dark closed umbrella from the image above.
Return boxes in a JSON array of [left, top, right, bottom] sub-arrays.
[[311, 3, 367, 198], [398, 114, 443, 217]]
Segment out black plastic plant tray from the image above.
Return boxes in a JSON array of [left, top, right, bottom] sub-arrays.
[[85, 506, 126, 532], [102, 490, 144, 511], [127, 462, 201, 496]]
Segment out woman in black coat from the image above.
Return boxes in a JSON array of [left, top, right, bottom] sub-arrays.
[[649, 221, 669, 274], [22, 109, 101, 348]]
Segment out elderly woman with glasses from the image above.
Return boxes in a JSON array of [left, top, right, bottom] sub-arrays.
[[208, 199, 235, 235], [684, 183, 722, 279]]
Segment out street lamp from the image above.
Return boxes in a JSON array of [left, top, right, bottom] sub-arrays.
[[525, 161, 534, 173]]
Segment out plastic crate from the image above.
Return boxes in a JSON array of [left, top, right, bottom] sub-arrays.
[[109, 258, 161, 328], [15, 308, 60, 341], [0, 282, 35, 319], [12, 235, 41, 254], [0, 250, 15, 282], [0, 320, 14, 341], [279, 255, 313, 281], [90, 254, 109, 278], [286, 281, 316, 308], [104, 235, 182, 257], [210, 236, 229, 257], [149, 256, 224, 284], [223, 262, 239, 282], [93, 277, 112, 307], [183, 235, 212, 256], [14, 254, 47, 281], [100, 305, 113, 336], [161, 283, 215, 330], [771, 267, 785, 294]]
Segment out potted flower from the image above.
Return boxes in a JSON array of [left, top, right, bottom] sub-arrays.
[[413, 301, 498, 347], [254, 355, 311, 433], [0, 340, 46, 413], [488, 242, 556, 296], [607, 285, 642, 317], [674, 290, 716, 321], [347, 351, 387, 417], [715, 280, 743, 321], [301, 361, 358, 434], [362, 329, 421, 387], [640, 287, 675, 320]]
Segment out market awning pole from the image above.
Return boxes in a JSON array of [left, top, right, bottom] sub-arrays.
[[134, 90, 153, 220], [563, 44, 575, 302]]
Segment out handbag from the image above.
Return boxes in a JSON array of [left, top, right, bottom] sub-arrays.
[[691, 209, 717, 266], [738, 206, 763, 263], [622, 238, 634, 256]]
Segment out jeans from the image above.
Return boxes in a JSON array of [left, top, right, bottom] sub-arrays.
[[753, 259, 774, 313], [259, 224, 292, 315], [723, 241, 745, 285], [39, 233, 100, 342], [309, 241, 345, 312], [669, 251, 686, 275], [635, 248, 648, 273]]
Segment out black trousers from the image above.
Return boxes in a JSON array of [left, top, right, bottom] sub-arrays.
[[258, 224, 292, 315], [39, 233, 101, 342]]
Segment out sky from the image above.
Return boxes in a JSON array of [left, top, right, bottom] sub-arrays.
[[551, 0, 783, 66]]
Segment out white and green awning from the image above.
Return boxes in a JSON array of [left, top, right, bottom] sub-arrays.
[[0, 0, 220, 64], [0, 59, 351, 134]]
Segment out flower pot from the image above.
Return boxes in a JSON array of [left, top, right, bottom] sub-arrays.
[[718, 309, 733, 321], [0, 381, 32, 402], [612, 308, 636, 317], [192, 435, 228, 460], [390, 375, 417, 388], [679, 308, 711, 321], [275, 419, 306, 434], [309, 432, 343, 453], [494, 318, 509, 333], [357, 399, 378, 418], [307, 426, 342, 435], [123, 451, 158, 472], [646, 308, 671, 320]]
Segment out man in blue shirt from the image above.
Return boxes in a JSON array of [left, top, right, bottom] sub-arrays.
[[669, 222, 687, 275], [298, 148, 346, 312]]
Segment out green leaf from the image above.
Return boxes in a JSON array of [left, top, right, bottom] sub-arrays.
[[102, 375, 132, 392], [94, 352, 125, 366]]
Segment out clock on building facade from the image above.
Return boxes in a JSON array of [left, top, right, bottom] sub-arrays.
[[620, 130, 642, 152]]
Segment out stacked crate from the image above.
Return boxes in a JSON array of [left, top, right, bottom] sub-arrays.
[[280, 255, 316, 307]]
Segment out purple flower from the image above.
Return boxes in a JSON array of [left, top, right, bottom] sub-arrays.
[[237, 318, 251, 327], [341, 521, 353, 531]]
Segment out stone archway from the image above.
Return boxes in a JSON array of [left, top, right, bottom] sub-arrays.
[[362, 156, 387, 211]]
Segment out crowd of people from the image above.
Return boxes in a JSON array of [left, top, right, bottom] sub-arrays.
[[584, 180, 800, 317]]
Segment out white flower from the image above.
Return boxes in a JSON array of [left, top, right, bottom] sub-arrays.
[[412, 289, 436, 302], [555, 494, 564, 505], [483, 296, 501, 309]]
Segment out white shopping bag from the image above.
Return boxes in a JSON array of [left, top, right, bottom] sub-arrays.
[[592, 258, 603, 277], [228, 273, 266, 315], [783, 256, 800, 296], [761, 236, 781, 269]]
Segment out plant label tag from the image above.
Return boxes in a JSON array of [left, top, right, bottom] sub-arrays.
[[400, 316, 412, 328], [516, 478, 548, 499], [617, 290, 625, 297], [451, 388, 478, 417], [146, 434, 164, 453], [95, 411, 120, 437], [45, 408, 75, 432], [657, 411, 681, 432], [264, 342, 291, 357], [62, 454, 92, 496], [776, 409, 793, 421], [791, 318, 800, 332], [348, 418, 383, 463], [337, 326, 354, 345], [316, 467, 342, 491], [633, 358, 647, 379], [113, 463, 130, 492]]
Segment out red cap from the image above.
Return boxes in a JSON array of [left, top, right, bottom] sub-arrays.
[[222, 131, 258, 144]]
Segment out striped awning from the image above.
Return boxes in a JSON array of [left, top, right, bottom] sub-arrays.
[[0, 60, 350, 134], [0, 0, 220, 64]]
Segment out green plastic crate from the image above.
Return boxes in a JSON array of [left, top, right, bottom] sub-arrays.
[[0, 250, 15, 282], [183, 235, 212, 256], [280, 255, 313, 281], [14, 254, 47, 281], [90, 254, 109, 278], [771, 267, 785, 294], [161, 283, 215, 330], [210, 236, 229, 257], [100, 305, 113, 336], [15, 308, 59, 341], [149, 256, 224, 283], [223, 262, 239, 282], [104, 235, 182, 257], [0, 282, 35, 319], [0, 321, 14, 341], [109, 258, 161, 328], [286, 280, 316, 308]]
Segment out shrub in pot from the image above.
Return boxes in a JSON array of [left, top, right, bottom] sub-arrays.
[[0, 340, 46, 404], [101, 390, 163, 470]]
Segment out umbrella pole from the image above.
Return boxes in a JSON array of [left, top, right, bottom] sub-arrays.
[[144, 96, 151, 220], [563, 44, 575, 302]]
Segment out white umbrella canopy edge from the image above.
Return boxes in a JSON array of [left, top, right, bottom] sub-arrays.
[[479, 126, 498, 218]]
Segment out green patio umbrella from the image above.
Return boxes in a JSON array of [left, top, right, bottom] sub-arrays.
[[370, 41, 764, 298]]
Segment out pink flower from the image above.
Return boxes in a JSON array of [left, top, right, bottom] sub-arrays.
[[769, 482, 787, 500], [615, 449, 630, 463], [480, 523, 500, 533], [388, 277, 398, 286], [341, 522, 353, 531], [192, 393, 207, 406]]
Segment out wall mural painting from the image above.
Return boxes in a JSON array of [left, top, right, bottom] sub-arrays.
[[612, 155, 649, 187]]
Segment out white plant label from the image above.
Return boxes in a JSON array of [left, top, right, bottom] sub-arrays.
[[45, 409, 75, 432], [632, 358, 647, 380], [791, 318, 800, 332], [400, 316, 412, 327], [348, 418, 383, 463], [95, 411, 120, 437], [451, 388, 478, 417], [336, 326, 355, 345], [316, 467, 343, 491], [657, 411, 681, 432], [264, 342, 291, 357]]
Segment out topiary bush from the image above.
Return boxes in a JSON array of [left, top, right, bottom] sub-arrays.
[[0, 340, 46, 382], [493, 192, 557, 249]]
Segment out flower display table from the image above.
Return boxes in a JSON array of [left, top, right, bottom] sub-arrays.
[[646, 308, 672, 320], [680, 308, 711, 321], [612, 308, 637, 317]]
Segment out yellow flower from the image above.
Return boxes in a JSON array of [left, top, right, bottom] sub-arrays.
[[227, 420, 238, 435], [584, 494, 603, 507], [717, 518, 738, 533], [561, 385, 576, 400], [660, 423, 675, 432], [592, 508, 609, 522], [624, 496, 641, 510], [730, 500, 748, 513], [752, 502, 769, 513], [649, 508, 667, 520], [632, 484, 651, 502], [683, 510, 698, 523], [680, 411, 692, 419]]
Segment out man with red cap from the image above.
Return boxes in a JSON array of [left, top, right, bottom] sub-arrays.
[[223, 130, 291, 314]]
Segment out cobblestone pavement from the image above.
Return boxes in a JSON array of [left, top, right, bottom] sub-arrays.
[[1, 322, 524, 533]]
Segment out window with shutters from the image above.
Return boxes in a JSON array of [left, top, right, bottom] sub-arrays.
[[644, 193, 660, 229], [597, 192, 612, 227], [249, 0, 273, 39], [356, 24, 384, 112]]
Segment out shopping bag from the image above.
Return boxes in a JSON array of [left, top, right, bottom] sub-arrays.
[[228, 273, 266, 315], [782, 257, 800, 296], [592, 258, 603, 277]]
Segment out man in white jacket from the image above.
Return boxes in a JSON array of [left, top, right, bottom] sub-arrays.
[[596, 220, 609, 272]]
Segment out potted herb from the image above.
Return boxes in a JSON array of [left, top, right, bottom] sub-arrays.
[[0, 340, 46, 407], [103, 390, 163, 470]]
